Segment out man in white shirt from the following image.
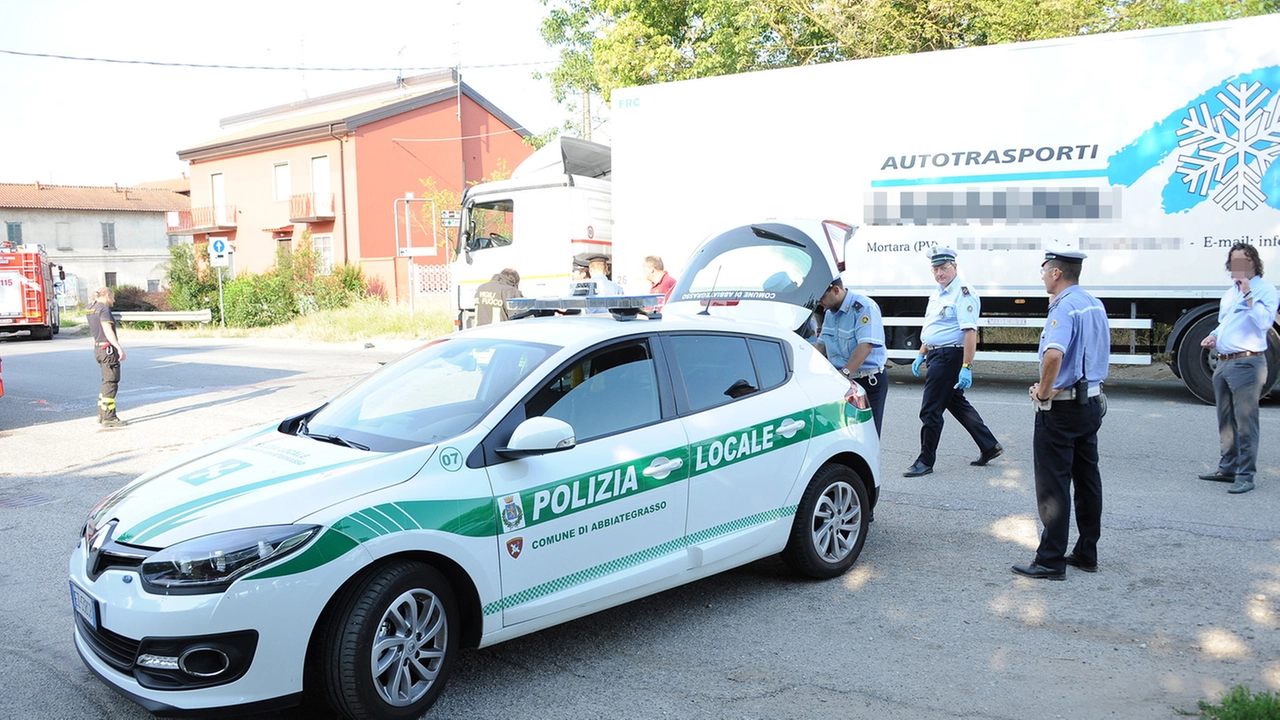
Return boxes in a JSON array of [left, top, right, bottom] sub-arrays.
[[1198, 243, 1278, 495]]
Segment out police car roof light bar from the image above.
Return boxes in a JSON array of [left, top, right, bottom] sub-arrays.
[[505, 295, 665, 321]]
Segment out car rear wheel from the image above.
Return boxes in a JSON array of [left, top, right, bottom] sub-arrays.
[[782, 463, 869, 579], [317, 561, 459, 720]]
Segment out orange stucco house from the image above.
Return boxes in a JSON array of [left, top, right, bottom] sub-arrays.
[[171, 70, 533, 301]]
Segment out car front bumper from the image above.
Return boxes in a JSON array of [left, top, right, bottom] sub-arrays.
[[67, 537, 358, 714]]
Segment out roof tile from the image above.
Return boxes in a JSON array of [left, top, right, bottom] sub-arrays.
[[0, 184, 190, 212]]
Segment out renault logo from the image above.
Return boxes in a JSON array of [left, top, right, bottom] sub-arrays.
[[87, 519, 118, 573]]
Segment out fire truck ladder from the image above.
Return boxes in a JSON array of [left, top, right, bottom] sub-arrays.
[[21, 253, 44, 319]]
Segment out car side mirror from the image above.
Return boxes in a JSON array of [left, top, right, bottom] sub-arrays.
[[497, 416, 576, 458]]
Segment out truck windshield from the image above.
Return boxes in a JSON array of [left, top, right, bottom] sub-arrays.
[[303, 336, 556, 452], [465, 199, 515, 253]]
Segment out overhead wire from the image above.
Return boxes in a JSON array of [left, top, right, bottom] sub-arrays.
[[0, 48, 557, 72]]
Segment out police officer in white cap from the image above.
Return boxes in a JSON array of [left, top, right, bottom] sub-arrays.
[[1014, 247, 1109, 580], [905, 246, 1002, 476]]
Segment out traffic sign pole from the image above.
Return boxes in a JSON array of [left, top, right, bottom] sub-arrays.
[[217, 266, 225, 328]]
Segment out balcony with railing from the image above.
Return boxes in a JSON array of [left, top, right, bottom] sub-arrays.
[[289, 193, 335, 223], [165, 206, 237, 235]]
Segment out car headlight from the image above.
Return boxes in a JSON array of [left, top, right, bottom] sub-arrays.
[[140, 525, 320, 595]]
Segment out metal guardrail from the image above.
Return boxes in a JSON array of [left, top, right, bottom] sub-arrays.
[[113, 309, 213, 323], [880, 316, 1155, 365]]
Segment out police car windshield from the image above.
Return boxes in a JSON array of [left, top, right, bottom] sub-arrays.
[[305, 336, 557, 452]]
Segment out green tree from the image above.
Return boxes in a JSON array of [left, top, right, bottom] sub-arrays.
[[165, 242, 221, 322], [539, 0, 1280, 99]]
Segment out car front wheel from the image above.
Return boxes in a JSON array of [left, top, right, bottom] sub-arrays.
[[782, 463, 869, 579], [317, 561, 459, 720]]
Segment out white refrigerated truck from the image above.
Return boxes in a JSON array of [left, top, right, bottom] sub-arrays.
[[459, 15, 1280, 403]]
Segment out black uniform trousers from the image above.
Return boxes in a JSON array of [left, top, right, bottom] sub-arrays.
[[917, 346, 998, 467], [95, 345, 121, 421], [853, 370, 887, 436], [1032, 396, 1103, 570]]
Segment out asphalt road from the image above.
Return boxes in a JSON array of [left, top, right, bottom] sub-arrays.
[[0, 331, 1276, 720]]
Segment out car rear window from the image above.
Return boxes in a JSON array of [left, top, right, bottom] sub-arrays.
[[666, 334, 790, 414]]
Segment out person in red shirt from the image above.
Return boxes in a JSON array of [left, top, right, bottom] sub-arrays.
[[643, 255, 677, 310]]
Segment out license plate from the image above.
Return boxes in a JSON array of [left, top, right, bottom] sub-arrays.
[[70, 581, 98, 626]]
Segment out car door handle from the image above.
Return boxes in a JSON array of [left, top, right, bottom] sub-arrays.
[[642, 457, 684, 479], [777, 419, 806, 439]]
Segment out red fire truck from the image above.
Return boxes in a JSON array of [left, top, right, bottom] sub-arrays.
[[0, 245, 63, 341]]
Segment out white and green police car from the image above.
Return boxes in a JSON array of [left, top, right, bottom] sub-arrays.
[[69, 221, 878, 719]]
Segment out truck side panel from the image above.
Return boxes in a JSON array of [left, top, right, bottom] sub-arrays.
[[610, 17, 1280, 299]]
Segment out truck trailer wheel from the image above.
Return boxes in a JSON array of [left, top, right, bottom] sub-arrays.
[[1176, 315, 1280, 405]]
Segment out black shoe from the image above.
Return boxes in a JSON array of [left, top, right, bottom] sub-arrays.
[[1011, 562, 1066, 580], [100, 418, 129, 428], [1228, 479, 1255, 494], [903, 461, 933, 477], [1198, 472, 1234, 482], [1063, 554, 1098, 573], [971, 444, 1004, 466]]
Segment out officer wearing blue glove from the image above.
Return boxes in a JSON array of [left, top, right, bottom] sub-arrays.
[[905, 247, 1002, 477]]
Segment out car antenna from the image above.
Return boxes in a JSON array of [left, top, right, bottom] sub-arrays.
[[698, 265, 722, 316]]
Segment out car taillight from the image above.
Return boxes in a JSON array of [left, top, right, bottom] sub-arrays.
[[844, 381, 870, 410]]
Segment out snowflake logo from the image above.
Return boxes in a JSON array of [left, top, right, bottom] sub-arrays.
[[1106, 66, 1280, 215], [1174, 81, 1280, 211]]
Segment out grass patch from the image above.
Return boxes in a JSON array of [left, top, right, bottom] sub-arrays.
[[1194, 685, 1280, 719], [118, 299, 455, 344], [59, 307, 86, 327]]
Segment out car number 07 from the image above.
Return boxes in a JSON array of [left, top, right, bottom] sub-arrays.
[[439, 447, 463, 472]]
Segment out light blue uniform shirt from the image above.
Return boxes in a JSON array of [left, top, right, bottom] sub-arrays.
[[921, 276, 980, 346], [819, 290, 887, 373], [1211, 275, 1279, 353], [584, 276, 625, 314], [1039, 284, 1110, 390]]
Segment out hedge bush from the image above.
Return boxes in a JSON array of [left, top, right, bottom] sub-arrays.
[[165, 239, 366, 329]]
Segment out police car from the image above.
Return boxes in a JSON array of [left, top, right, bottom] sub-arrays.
[[69, 221, 878, 719]]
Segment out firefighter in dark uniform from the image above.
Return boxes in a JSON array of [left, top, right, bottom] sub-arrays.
[[905, 247, 1002, 476], [1013, 248, 1110, 580], [474, 268, 523, 325], [87, 286, 127, 427]]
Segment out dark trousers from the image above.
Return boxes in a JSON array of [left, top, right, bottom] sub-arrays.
[[94, 346, 121, 420], [853, 370, 887, 435], [916, 347, 998, 466], [1212, 355, 1265, 482], [1032, 397, 1104, 570]]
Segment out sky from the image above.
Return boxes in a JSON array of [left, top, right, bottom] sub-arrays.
[[0, 0, 569, 186]]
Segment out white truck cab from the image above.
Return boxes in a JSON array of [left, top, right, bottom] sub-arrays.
[[454, 137, 612, 329]]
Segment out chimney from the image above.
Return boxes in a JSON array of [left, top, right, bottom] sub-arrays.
[[35, 180, 41, 190], [122, 188, 129, 200]]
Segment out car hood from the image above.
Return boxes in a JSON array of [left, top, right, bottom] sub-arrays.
[[87, 429, 434, 549]]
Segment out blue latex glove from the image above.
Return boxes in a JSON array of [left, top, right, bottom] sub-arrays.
[[955, 366, 973, 390], [911, 354, 925, 377]]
